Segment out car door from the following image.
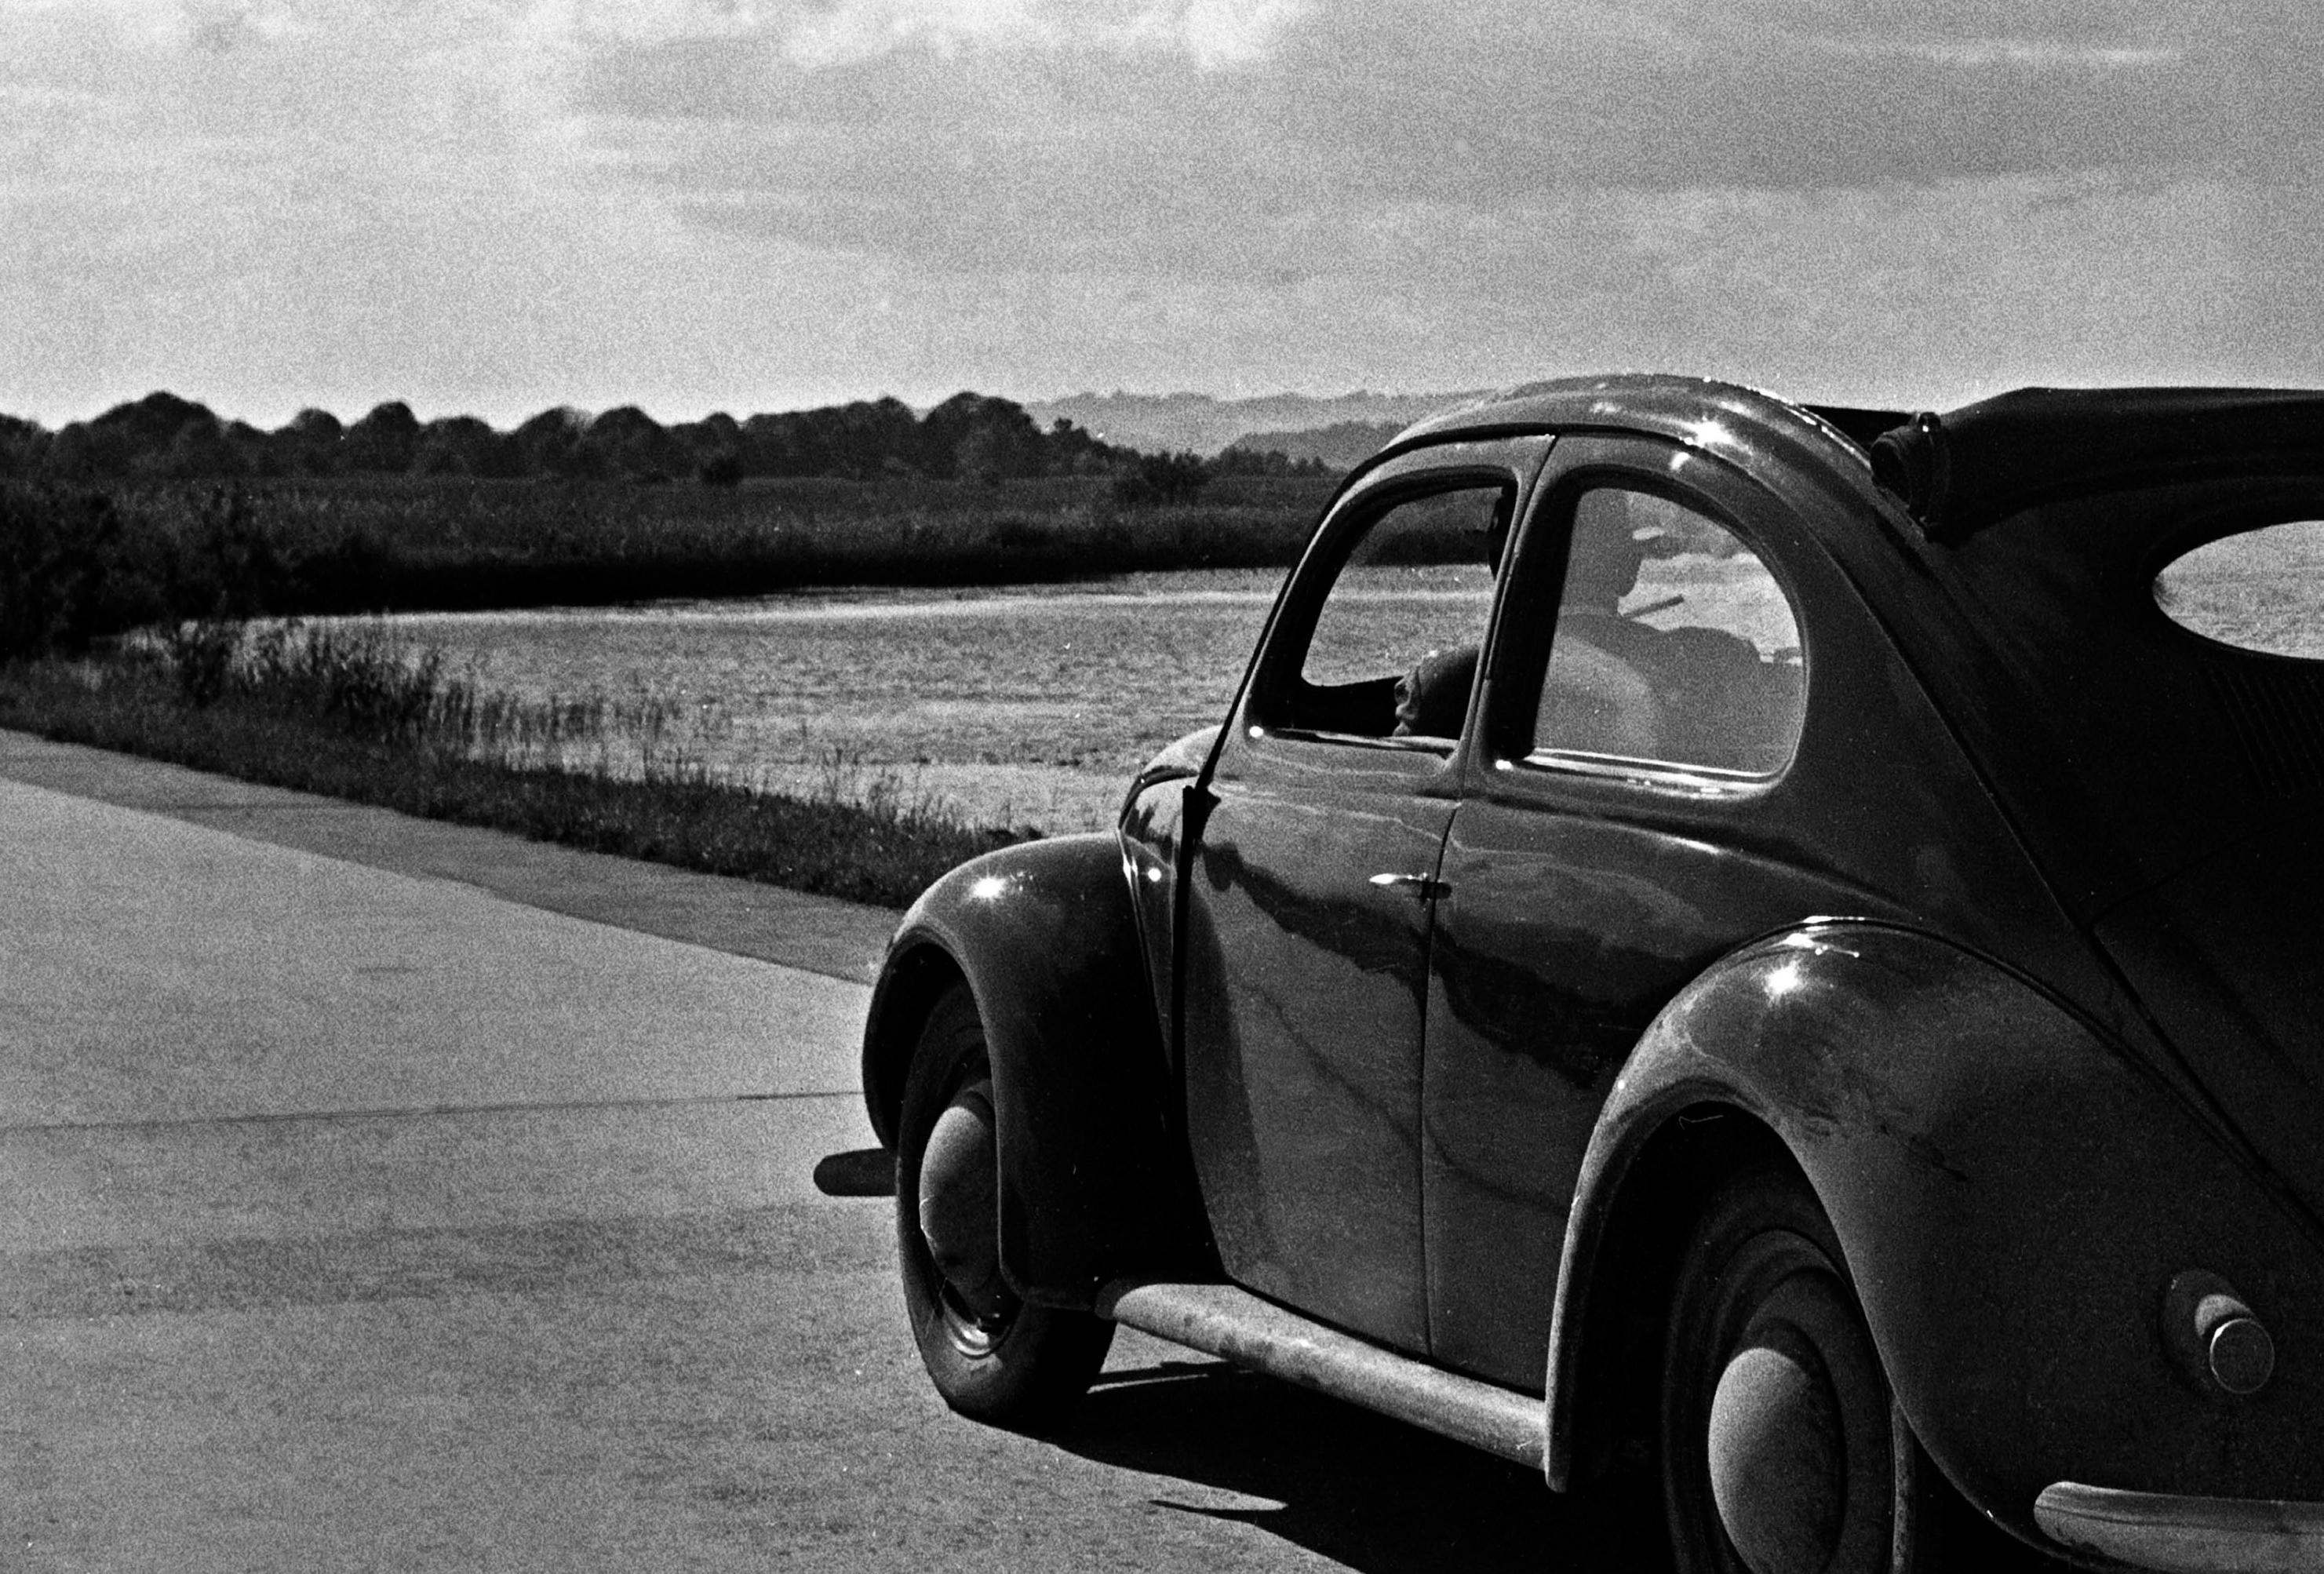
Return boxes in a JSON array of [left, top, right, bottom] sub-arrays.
[[1420, 434, 1895, 1388], [1181, 436, 1552, 1354]]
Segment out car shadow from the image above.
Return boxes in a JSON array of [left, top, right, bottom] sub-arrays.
[[1046, 1356, 1634, 1572]]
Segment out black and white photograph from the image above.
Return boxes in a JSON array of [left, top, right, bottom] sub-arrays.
[[5, 2, 2323, 1569]]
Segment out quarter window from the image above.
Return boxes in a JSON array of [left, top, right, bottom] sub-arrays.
[[1531, 488, 1804, 776]]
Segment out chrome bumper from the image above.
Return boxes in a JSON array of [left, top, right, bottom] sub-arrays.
[[2036, 1481, 2324, 1572]]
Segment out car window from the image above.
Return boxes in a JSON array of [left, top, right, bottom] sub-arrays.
[[1529, 487, 1805, 776], [2154, 519, 2324, 659], [1285, 483, 1510, 742]]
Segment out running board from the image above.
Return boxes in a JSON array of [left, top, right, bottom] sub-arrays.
[[1095, 1278, 1546, 1470]]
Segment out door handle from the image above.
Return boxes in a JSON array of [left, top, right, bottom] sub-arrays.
[[1369, 872, 1451, 902]]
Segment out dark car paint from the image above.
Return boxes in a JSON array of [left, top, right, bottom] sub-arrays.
[[2096, 822, 2324, 1233], [1116, 726, 1217, 1085], [860, 834, 1205, 1308], [865, 373, 2324, 1552], [1177, 436, 1552, 1354], [1416, 424, 2078, 1390], [1786, 467, 2324, 1249], [1545, 921, 2324, 1522], [1420, 806, 1880, 1390], [1895, 475, 2324, 916], [1180, 738, 1455, 1353]]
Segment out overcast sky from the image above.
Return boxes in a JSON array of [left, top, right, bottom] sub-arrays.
[[5, 0, 2321, 426]]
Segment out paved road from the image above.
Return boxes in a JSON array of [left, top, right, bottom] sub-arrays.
[[1, 733, 1598, 1572]]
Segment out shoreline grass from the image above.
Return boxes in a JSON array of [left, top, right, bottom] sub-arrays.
[[0, 626, 1031, 909]]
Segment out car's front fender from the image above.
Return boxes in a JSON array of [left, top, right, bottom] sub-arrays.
[[1543, 920, 2324, 1542], [861, 833, 1200, 1310]]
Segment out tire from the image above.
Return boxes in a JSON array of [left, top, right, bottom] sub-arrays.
[[894, 982, 1114, 1428], [1659, 1164, 1955, 1574]]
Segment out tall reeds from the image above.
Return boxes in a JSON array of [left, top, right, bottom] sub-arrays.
[[0, 621, 1022, 907]]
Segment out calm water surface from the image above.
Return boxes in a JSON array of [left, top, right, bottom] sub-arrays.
[[365, 533, 2324, 835], [377, 570, 1289, 833]]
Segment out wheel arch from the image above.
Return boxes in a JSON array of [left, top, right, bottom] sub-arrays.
[[1542, 919, 2324, 1543], [1544, 1088, 1792, 1495], [861, 938, 967, 1151], [861, 833, 1207, 1311]]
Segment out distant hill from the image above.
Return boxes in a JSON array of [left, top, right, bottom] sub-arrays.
[[1225, 421, 1410, 472], [1025, 390, 1488, 457]]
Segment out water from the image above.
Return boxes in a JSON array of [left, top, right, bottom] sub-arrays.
[[349, 556, 1835, 835], [367, 570, 1290, 834], [356, 537, 2324, 837]]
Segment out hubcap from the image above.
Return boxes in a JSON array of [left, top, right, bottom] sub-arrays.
[[1701, 1266, 1893, 1574], [1709, 1327, 1845, 1574], [916, 1084, 1009, 1334]]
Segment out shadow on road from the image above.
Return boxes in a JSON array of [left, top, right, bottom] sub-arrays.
[[1048, 1357, 1634, 1572]]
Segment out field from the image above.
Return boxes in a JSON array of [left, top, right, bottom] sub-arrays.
[[0, 470, 1348, 898], [5, 471, 1335, 625]]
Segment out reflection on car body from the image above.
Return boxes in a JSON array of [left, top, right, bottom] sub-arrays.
[[854, 375, 2324, 1573]]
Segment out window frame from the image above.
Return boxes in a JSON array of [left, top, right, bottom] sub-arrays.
[[1245, 461, 1527, 755], [1483, 461, 1812, 795]]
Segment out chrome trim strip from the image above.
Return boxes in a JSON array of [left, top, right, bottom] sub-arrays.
[[1517, 749, 1771, 797], [2035, 1481, 2324, 1573]]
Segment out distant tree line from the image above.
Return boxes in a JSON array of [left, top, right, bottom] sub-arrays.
[[0, 389, 1338, 492]]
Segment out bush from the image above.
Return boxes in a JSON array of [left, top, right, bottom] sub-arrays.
[[1113, 450, 1210, 508], [0, 482, 310, 663], [0, 483, 135, 659]]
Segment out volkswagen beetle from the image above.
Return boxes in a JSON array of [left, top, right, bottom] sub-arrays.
[[855, 374, 2324, 1572]]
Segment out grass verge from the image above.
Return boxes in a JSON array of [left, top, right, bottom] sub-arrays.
[[0, 628, 1029, 909]]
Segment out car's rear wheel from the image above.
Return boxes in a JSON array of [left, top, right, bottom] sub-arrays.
[[1659, 1164, 1951, 1574], [895, 982, 1113, 1427]]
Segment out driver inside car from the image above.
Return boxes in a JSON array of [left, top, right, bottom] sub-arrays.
[[1540, 490, 1778, 767], [1392, 497, 1664, 744], [1390, 511, 1513, 739]]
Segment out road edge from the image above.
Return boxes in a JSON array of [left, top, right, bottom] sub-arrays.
[[0, 726, 901, 986]]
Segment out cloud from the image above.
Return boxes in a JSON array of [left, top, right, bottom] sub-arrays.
[[541, 0, 2315, 316], [558, 0, 2324, 293], [4, 0, 2322, 424], [514, 0, 1310, 64]]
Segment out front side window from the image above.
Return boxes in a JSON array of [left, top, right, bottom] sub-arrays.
[[1531, 487, 1804, 776], [1278, 483, 1511, 742]]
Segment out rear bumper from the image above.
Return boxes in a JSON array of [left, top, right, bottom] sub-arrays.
[[2036, 1481, 2324, 1572]]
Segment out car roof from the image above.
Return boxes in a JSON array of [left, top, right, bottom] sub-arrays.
[[1369, 373, 2324, 919], [1378, 373, 1894, 487], [1385, 373, 2324, 553]]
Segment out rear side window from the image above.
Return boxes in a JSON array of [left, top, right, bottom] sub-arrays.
[[1531, 488, 1805, 776], [2155, 520, 2324, 659]]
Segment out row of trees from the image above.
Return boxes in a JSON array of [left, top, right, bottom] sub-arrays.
[[0, 390, 1334, 491]]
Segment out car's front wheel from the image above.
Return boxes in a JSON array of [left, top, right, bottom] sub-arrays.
[[894, 982, 1114, 1427], [1659, 1164, 1953, 1574]]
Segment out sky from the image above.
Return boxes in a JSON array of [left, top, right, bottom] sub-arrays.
[[4, 0, 2322, 428]]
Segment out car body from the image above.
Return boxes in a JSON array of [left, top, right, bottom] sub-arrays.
[[859, 374, 2324, 1572]]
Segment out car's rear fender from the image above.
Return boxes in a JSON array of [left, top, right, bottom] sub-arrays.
[[861, 833, 1202, 1310], [1543, 919, 2324, 1541]]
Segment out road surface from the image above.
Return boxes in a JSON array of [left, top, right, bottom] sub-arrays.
[[0, 731, 1600, 1572]]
